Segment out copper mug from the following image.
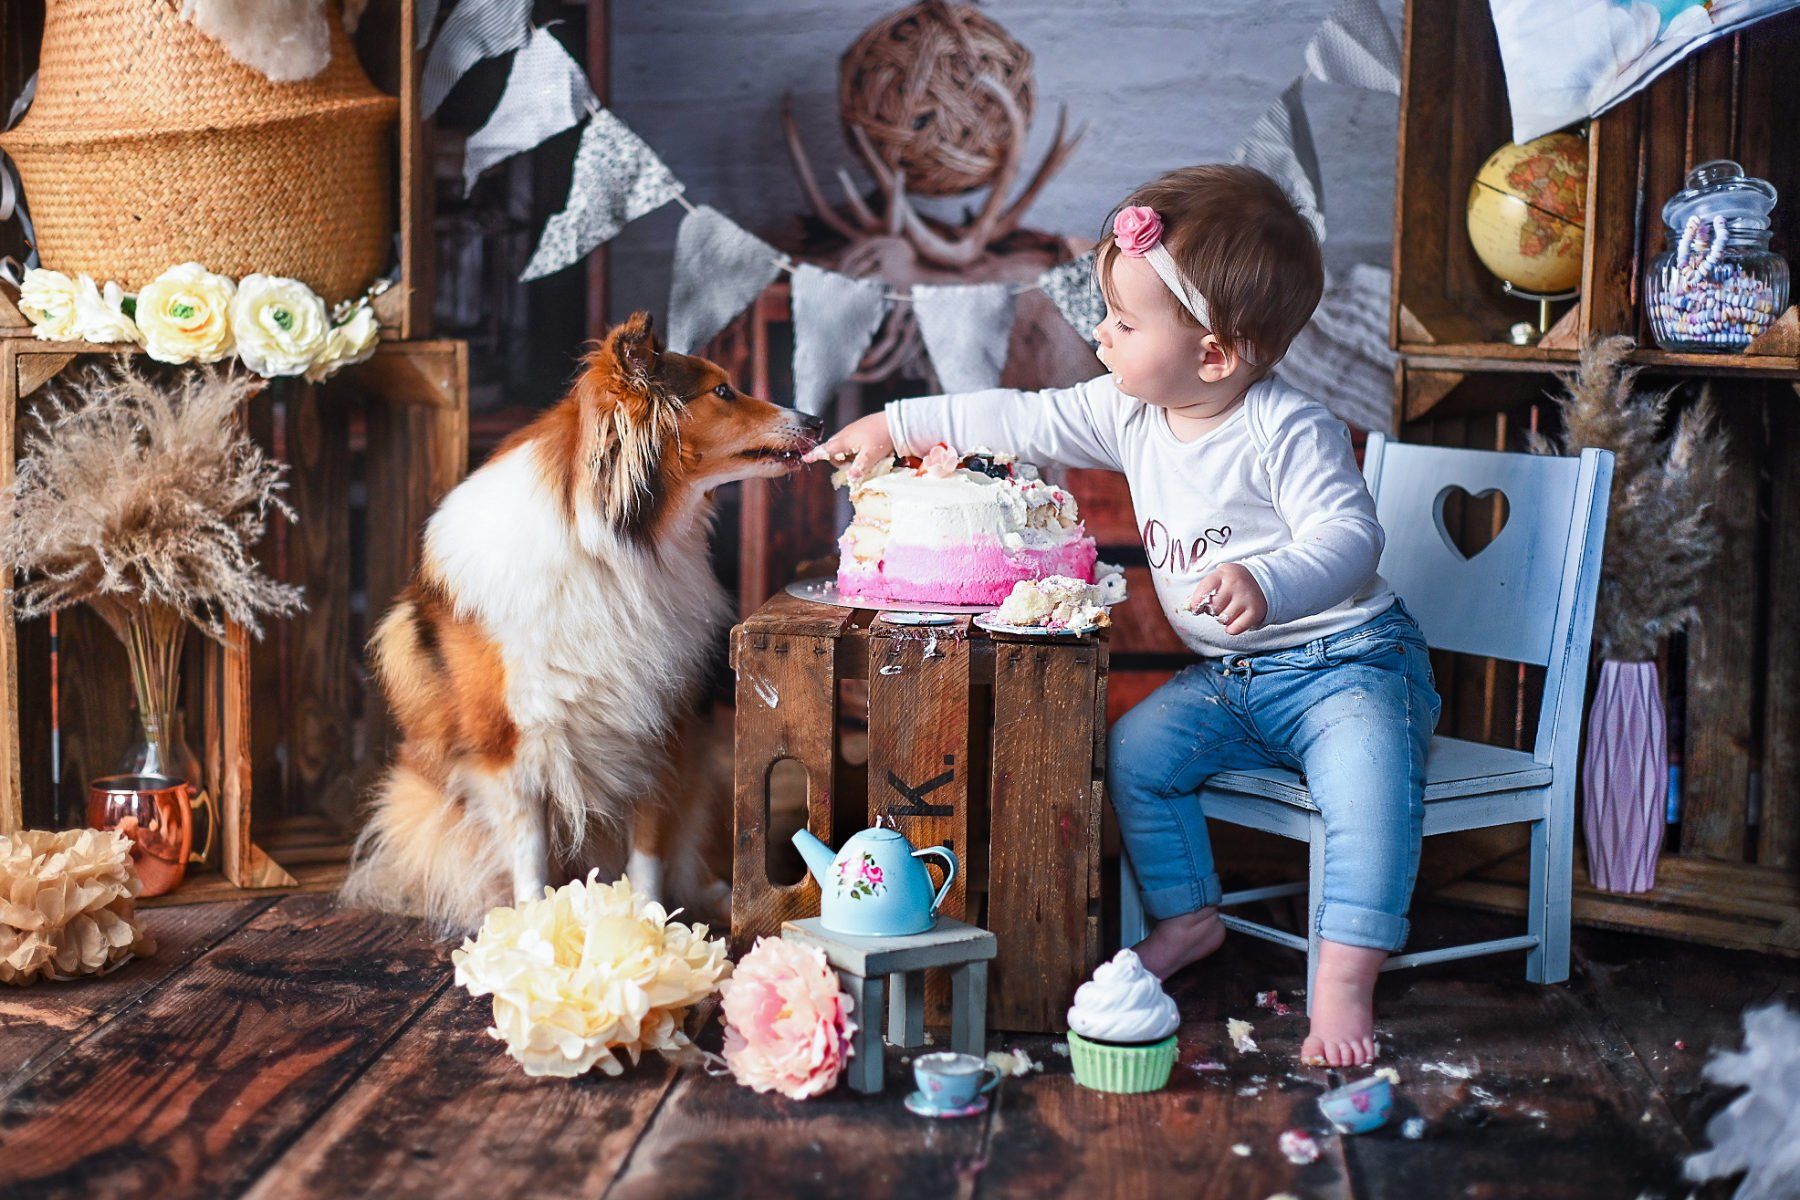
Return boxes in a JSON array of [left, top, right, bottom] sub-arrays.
[[88, 773, 192, 897]]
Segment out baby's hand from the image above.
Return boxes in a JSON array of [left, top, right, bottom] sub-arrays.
[[1187, 564, 1268, 636], [801, 411, 894, 482]]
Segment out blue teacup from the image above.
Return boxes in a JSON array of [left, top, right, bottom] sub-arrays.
[[913, 1051, 1001, 1111], [1318, 1074, 1395, 1134]]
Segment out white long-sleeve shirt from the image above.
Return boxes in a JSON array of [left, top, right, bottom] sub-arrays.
[[886, 374, 1395, 656]]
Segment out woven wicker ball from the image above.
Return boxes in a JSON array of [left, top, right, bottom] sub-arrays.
[[838, 0, 1035, 197]]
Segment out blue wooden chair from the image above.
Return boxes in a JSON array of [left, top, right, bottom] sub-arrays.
[[1118, 435, 1614, 995]]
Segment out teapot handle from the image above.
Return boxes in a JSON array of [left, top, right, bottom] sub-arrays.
[[912, 845, 959, 915]]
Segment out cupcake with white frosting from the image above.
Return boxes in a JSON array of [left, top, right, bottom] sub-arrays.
[[1064, 949, 1181, 1093]]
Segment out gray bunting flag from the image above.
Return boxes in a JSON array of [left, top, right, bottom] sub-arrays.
[[667, 205, 785, 354], [1037, 251, 1104, 347], [416, 0, 442, 48], [1233, 79, 1326, 242], [421, 0, 532, 118], [520, 108, 684, 282], [791, 264, 890, 416], [1304, 0, 1402, 95], [462, 26, 594, 195], [910, 283, 1016, 393]]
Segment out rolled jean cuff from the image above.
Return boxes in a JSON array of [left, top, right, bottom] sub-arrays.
[[1142, 870, 1223, 921], [1317, 901, 1410, 952]]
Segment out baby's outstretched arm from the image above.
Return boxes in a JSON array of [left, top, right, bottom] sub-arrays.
[[803, 411, 892, 480]]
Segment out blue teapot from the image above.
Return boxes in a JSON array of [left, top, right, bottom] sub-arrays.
[[793, 821, 958, 937]]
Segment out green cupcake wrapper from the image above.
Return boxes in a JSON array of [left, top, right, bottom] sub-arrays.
[[1066, 1030, 1179, 1093]]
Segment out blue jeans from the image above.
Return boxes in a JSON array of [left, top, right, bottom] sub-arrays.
[[1107, 600, 1442, 952]]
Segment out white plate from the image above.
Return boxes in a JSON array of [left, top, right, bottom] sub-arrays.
[[972, 612, 1107, 638], [786, 576, 1129, 617], [880, 611, 960, 626]]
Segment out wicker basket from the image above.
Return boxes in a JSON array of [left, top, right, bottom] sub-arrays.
[[0, 0, 397, 303]]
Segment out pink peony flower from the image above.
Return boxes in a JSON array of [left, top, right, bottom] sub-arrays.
[[920, 442, 960, 478], [719, 937, 857, 1099], [1112, 205, 1163, 257]]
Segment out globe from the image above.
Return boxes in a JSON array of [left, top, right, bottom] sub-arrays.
[[1466, 132, 1588, 295]]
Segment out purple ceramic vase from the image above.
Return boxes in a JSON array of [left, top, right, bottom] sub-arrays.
[[1581, 660, 1666, 894]]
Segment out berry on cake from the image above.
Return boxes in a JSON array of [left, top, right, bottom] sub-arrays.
[[833, 443, 1098, 606]]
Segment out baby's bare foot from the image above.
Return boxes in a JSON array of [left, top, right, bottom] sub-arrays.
[[1300, 941, 1387, 1068], [1131, 907, 1226, 979]]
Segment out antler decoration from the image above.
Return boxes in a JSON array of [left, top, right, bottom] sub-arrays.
[[782, 78, 1086, 270]]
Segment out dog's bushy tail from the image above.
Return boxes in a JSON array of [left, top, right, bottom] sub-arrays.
[[340, 762, 509, 934]]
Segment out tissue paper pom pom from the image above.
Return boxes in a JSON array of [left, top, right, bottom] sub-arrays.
[[719, 936, 857, 1099], [450, 871, 731, 1079], [1, 828, 157, 986]]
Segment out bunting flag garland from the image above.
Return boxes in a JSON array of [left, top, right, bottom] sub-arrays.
[[1232, 79, 1326, 242], [407, 0, 1403, 388], [520, 108, 684, 283], [462, 27, 594, 195], [791, 264, 890, 416], [1273, 264, 1399, 434], [421, 0, 533, 118], [910, 282, 1016, 393], [416, 0, 442, 48], [1303, 0, 1403, 95], [667, 204, 786, 354], [1037, 251, 1105, 348]]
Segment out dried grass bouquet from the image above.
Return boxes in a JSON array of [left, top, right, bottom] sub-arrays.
[[0, 360, 304, 726], [1531, 336, 1729, 662]]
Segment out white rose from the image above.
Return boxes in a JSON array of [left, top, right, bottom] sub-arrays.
[[304, 302, 381, 382], [18, 268, 82, 340], [137, 262, 236, 364], [71, 278, 143, 345], [231, 274, 329, 378]]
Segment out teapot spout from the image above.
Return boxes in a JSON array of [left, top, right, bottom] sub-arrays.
[[791, 828, 836, 884]]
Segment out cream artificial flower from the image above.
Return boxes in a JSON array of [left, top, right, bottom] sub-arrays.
[[17, 267, 82, 341], [71, 278, 143, 345], [231, 273, 329, 378], [451, 871, 732, 1078], [137, 262, 237, 364], [304, 302, 381, 382]]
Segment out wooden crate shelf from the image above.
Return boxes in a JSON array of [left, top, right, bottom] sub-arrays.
[[1393, 0, 1800, 368], [0, 336, 468, 904]]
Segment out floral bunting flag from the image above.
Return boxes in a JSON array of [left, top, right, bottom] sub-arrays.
[[1232, 79, 1326, 242], [421, 0, 533, 118], [462, 26, 595, 195], [1303, 0, 1402, 95], [791, 264, 889, 416], [910, 282, 1016, 393], [519, 108, 684, 282], [667, 206, 785, 354], [1037, 251, 1104, 347]]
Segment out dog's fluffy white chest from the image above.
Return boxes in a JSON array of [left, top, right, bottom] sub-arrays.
[[423, 445, 727, 808]]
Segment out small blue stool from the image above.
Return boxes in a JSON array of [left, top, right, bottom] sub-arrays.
[[781, 916, 997, 1094]]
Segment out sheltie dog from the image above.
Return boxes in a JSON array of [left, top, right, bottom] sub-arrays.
[[342, 312, 819, 930]]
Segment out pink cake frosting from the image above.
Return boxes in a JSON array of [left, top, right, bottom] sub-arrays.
[[834, 452, 1097, 606]]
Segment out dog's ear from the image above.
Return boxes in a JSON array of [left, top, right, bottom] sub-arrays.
[[606, 311, 660, 389]]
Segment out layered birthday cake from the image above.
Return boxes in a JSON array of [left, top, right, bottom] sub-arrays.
[[835, 444, 1098, 606]]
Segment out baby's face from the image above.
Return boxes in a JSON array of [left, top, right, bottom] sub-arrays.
[[1092, 254, 1214, 407]]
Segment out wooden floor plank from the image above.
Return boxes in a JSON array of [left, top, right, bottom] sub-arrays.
[[0, 895, 449, 1200], [975, 933, 1348, 1200], [604, 1042, 989, 1200], [241, 981, 678, 1200], [0, 899, 272, 1097]]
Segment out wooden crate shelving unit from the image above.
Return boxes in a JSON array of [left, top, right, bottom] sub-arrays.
[[730, 592, 1108, 1033], [1393, 1, 1800, 952], [0, 335, 468, 904]]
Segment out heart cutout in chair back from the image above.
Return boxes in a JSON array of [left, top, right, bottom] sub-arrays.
[[1433, 485, 1510, 561]]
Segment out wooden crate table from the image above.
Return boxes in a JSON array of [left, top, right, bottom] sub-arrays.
[[781, 916, 997, 1093], [731, 591, 1110, 1034]]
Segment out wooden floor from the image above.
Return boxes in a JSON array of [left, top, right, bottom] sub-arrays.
[[0, 896, 1790, 1200]]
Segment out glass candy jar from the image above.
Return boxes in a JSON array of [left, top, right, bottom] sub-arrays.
[[1645, 160, 1789, 352]]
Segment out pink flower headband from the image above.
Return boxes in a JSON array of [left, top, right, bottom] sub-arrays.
[[1111, 205, 1213, 330]]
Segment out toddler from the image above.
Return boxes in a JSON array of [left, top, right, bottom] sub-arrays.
[[805, 165, 1440, 1067]]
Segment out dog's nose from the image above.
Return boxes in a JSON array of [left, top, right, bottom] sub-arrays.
[[798, 411, 824, 434]]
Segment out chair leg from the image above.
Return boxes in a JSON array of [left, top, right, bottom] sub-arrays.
[[1119, 851, 1147, 948], [1527, 808, 1573, 984], [1305, 812, 1326, 1017]]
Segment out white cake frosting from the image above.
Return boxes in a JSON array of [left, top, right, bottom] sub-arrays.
[[994, 574, 1113, 629], [1066, 949, 1180, 1043]]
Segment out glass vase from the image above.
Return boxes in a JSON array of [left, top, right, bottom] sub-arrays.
[[115, 709, 216, 871]]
